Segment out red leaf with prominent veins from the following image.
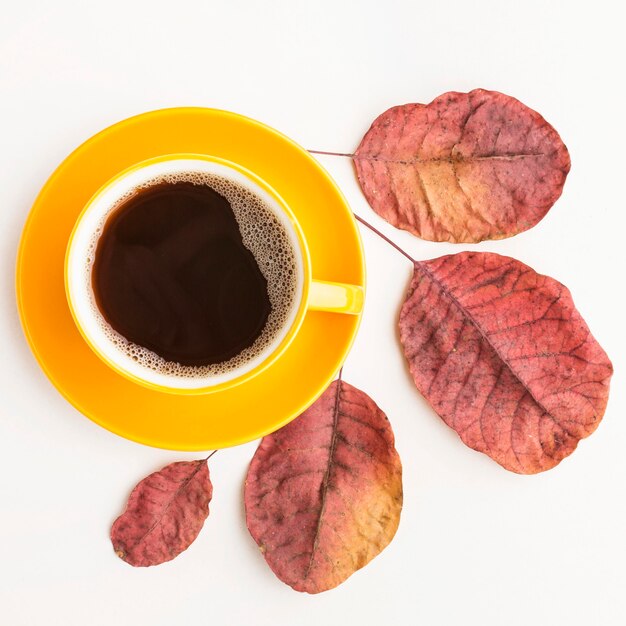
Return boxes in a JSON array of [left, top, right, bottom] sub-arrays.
[[111, 460, 212, 566], [354, 89, 571, 243], [245, 380, 403, 594], [399, 252, 612, 473]]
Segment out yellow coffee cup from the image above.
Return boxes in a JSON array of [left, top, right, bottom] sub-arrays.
[[65, 154, 363, 395]]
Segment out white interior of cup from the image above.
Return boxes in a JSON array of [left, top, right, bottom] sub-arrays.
[[66, 157, 305, 391]]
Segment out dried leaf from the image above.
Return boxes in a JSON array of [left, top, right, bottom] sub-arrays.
[[354, 89, 571, 243], [399, 252, 612, 473], [245, 380, 402, 593], [111, 460, 212, 567]]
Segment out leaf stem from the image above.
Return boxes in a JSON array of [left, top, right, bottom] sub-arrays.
[[308, 149, 355, 158], [307, 147, 417, 264], [205, 450, 218, 462], [353, 213, 417, 264]]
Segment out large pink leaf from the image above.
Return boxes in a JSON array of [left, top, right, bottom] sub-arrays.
[[354, 89, 571, 243], [245, 380, 403, 594], [399, 252, 612, 473], [111, 460, 212, 566]]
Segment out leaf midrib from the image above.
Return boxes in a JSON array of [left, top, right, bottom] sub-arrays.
[[303, 380, 342, 582], [416, 262, 564, 433], [355, 153, 547, 165], [124, 461, 206, 553]]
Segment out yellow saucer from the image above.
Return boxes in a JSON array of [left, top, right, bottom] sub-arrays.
[[16, 108, 365, 450]]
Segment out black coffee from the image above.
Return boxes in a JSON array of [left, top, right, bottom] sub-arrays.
[[91, 177, 297, 370]]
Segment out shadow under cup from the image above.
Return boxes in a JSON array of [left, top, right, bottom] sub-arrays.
[[65, 154, 363, 395]]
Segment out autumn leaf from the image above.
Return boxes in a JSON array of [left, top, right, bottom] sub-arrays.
[[354, 89, 571, 243], [244, 380, 402, 594], [399, 252, 612, 473], [111, 460, 212, 567]]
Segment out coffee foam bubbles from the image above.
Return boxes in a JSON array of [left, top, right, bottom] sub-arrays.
[[83, 171, 299, 381]]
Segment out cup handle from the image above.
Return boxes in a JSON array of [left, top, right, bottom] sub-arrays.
[[307, 279, 364, 315]]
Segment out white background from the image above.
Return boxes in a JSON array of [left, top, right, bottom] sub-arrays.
[[1, 1, 624, 624]]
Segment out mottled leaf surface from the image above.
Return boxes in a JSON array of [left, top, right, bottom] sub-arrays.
[[354, 89, 571, 243], [111, 460, 212, 566], [245, 380, 402, 593], [399, 252, 612, 473]]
